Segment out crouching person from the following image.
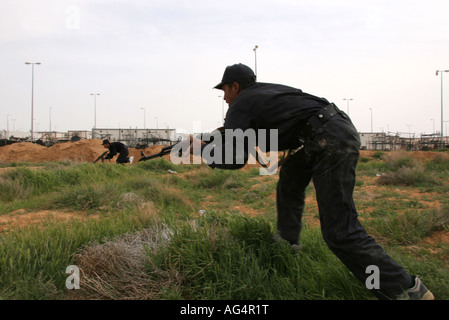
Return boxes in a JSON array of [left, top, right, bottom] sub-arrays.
[[102, 139, 133, 164]]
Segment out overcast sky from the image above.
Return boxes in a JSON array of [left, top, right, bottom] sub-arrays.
[[1, 0, 449, 137]]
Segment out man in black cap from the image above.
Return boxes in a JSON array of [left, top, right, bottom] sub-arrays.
[[194, 63, 434, 300], [102, 139, 133, 164]]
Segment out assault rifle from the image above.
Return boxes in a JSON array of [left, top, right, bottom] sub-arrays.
[[138, 145, 175, 162], [138, 127, 224, 162], [137, 127, 269, 168], [93, 151, 109, 163]]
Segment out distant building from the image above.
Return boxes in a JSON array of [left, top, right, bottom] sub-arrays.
[[33, 130, 90, 146], [359, 132, 385, 150], [1, 130, 29, 140], [68, 130, 90, 140], [358, 131, 448, 151], [92, 128, 177, 148], [2, 128, 447, 150]]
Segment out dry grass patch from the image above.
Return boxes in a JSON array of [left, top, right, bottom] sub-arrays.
[[71, 224, 177, 300]]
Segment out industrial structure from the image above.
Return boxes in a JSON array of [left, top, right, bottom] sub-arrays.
[[1, 128, 177, 148], [2, 128, 448, 150], [359, 132, 448, 151], [91, 128, 177, 148]]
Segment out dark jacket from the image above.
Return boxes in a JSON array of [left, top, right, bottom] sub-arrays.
[[224, 82, 330, 151], [106, 142, 128, 159], [204, 82, 331, 169]]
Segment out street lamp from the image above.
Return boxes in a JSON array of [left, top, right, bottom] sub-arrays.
[[343, 98, 353, 116], [90, 93, 100, 138], [6, 114, 9, 140], [25, 62, 41, 141], [253, 45, 258, 77], [49, 107, 52, 132], [369, 108, 373, 132], [436, 70, 449, 140], [445, 121, 449, 144]]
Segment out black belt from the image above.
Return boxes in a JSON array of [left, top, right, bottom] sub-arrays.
[[301, 103, 342, 137]]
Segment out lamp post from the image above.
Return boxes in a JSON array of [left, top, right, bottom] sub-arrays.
[[430, 118, 435, 134], [90, 93, 100, 138], [343, 98, 353, 116], [436, 70, 449, 140], [445, 120, 449, 144], [49, 107, 52, 132], [25, 62, 41, 141], [369, 108, 373, 132], [253, 45, 258, 77], [6, 114, 9, 140]]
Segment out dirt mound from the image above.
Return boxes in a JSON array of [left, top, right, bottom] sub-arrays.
[[0, 142, 47, 162], [2, 141, 445, 165], [0, 140, 168, 163]]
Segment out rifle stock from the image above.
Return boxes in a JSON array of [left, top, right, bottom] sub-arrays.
[[93, 151, 109, 163]]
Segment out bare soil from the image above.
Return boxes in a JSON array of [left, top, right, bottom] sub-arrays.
[[0, 139, 167, 164], [0, 209, 99, 233]]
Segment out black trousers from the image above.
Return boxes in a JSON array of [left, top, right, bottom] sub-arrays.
[[276, 112, 413, 299], [116, 149, 130, 164]]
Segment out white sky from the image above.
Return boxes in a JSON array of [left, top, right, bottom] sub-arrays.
[[1, 0, 449, 136]]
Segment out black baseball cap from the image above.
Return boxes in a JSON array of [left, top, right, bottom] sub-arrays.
[[102, 139, 110, 145], [214, 63, 256, 89]]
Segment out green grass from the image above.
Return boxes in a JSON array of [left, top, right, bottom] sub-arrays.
[[376, 151, 448, 187], [365, 207, 449, 245], [0, 152, 448, 300], [0, 209, 156, 299], [149, 213, 372, 300]]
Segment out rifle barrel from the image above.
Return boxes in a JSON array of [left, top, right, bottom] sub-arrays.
[[139, 145, 174, 162]]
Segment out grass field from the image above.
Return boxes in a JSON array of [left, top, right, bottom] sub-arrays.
[[0, 150, 448, 300]]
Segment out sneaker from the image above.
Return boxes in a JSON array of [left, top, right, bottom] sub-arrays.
[[397, 276, 434, 300], [129, 156, 134, 164]]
